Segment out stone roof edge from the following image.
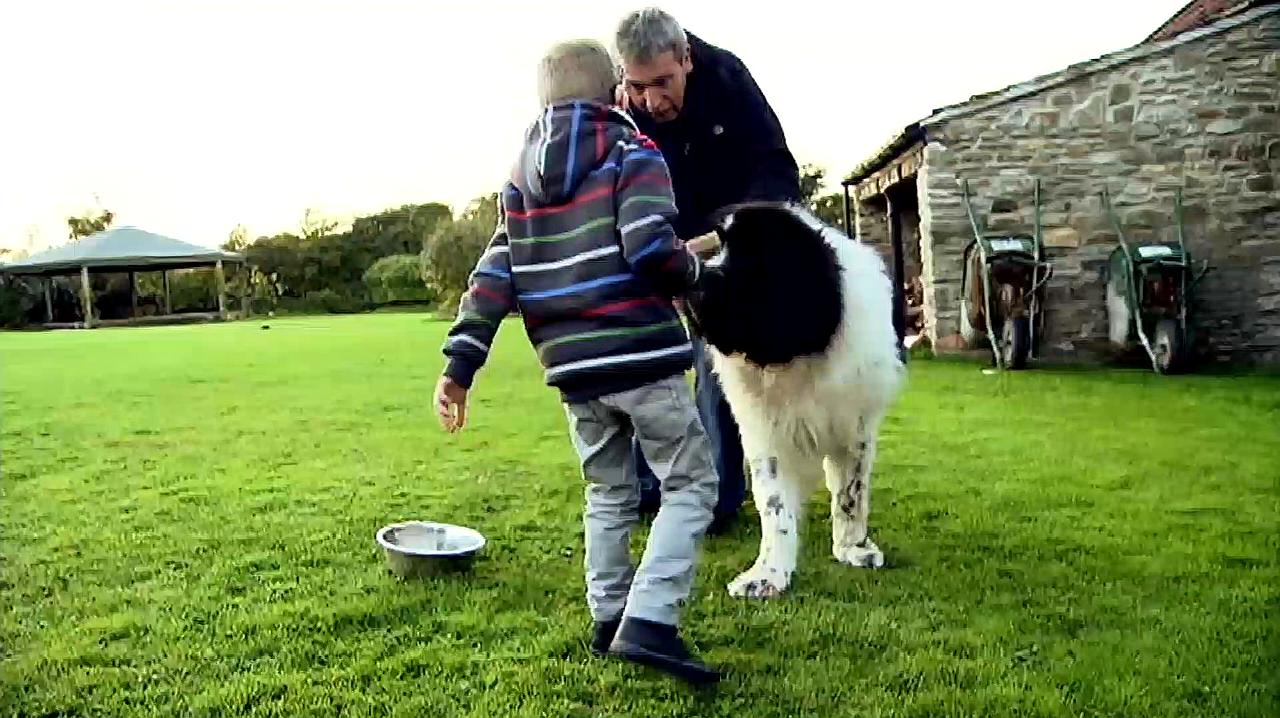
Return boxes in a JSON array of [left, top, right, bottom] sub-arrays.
[[1145, 0, 1209, 43], [921, 2, 1278, 129], [840, 124, 924, 187], [1143, 0, 1267, 43], [842, 2, 1278, 187]]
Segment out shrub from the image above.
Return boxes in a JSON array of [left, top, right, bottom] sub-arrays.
[[0, 275, 40, 328], [167, 269, 218, 313], [275, 289, 368, 315], [363, 254, 435, 306], [421, 194, 498, 316]]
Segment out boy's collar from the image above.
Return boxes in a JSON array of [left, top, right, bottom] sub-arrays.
[[538, 100, 637, 131], [607, 106, 640, 133]]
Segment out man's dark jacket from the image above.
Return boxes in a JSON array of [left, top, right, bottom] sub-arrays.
[[630, 32, 801, 239]]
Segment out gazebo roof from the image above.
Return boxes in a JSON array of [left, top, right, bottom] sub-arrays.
[[0, 226, 244, 276]]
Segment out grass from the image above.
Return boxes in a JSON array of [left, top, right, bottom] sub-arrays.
[[2, 313, 1277, 717]]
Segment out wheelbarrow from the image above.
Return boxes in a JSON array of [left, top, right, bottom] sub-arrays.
[[959, 178, 1055, 370], [1101, 187, 1210, 374]]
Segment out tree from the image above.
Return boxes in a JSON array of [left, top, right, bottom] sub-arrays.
[[421, 193, 500, 314], [349, 202, 452, 258], [457, 192, 500, 233], [797, 164, 850, 231], [223, 224, 250, 253], [232, 201, 459, 310], [799, 164, 826, 206], [66, 207, 115, 241], [300, 208, 339, 241], [811, 192, 847, 230]]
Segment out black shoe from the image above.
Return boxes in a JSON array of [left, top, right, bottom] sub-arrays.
[[607, 617, 721, 685], [590, 618, 621, 657]]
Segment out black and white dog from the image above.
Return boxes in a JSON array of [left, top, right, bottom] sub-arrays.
[[683, 202, 905, 598]]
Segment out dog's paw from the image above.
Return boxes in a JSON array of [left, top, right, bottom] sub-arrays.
[[834, 538, 884, 568], [727, 565, 790, 599]]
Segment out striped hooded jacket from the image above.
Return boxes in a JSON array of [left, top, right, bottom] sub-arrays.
[[442, 102, 703, 403]]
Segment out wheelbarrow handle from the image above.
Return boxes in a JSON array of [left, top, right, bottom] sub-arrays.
[[1031, 264, 1055, 294], [1191, 260, 1211, 287]]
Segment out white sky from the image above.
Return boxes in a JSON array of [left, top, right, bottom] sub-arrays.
[[0, 0, 1185, 252]]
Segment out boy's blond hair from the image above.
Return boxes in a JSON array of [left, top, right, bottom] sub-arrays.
[[538, 39, 618, 106]]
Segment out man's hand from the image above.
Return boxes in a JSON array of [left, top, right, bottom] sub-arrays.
[[685, 230, 721, 258], [435, 375, 469, 433]]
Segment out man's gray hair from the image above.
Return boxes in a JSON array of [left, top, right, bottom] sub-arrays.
[[614, 7, 688, 64], [537, 39, 618, 106]]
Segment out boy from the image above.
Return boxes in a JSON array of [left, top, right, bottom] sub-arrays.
[[433, 38, 720, 685]]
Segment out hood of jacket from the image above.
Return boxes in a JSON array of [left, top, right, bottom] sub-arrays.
[[513, 101, 639, 204]]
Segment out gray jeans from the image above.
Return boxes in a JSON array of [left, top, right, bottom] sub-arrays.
[[564, 374, 718, 626]]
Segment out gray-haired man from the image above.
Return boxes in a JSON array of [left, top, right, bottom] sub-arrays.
[[616, 8, 802, 533], [435, 38, 721, 685]]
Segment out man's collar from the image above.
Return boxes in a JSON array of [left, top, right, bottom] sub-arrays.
[[685, 31, 706, 58], [678, 32, 707, 125]]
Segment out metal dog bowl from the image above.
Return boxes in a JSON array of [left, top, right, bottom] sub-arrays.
[[375, 520, 485, 579]]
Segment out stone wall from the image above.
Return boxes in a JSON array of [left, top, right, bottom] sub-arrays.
[[916, 150, 964, 340], [896, 191, 924, 283], [854, 196, 893, 267], [855, 190, 923, 283], [917, 11, 1280, 364]]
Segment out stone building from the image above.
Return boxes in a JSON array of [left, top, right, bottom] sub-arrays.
[[842, 0, 1279, 365]]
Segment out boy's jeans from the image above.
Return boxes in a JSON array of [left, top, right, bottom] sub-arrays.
[[635, 339, 746, 520], [564, 374, 717, 626]]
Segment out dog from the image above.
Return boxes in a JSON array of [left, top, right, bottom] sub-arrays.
[[682, 202, 905, 598]]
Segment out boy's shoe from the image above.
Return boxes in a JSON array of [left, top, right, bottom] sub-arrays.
[[590, 618, 622, 657], [607, 617, 721, 685]]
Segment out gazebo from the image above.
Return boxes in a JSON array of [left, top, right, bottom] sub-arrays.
[[0, 226, 244, 328]]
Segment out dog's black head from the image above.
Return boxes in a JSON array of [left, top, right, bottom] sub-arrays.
[[684, 202, 843, 367]]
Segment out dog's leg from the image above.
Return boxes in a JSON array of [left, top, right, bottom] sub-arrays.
[[727, 455, 800, 599], [824, 416, 884, 569]]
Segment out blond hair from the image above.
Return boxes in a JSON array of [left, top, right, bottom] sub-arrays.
[[537, 39, 618, 106]]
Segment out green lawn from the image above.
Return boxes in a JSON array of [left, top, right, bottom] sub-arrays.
[[2, 314, 1277, 717]]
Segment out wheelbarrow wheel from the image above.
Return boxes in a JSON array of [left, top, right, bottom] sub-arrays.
[[1153, 319, 1185, 374], [1002, 315, 1031, 370]]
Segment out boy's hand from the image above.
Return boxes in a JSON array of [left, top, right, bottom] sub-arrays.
[[435, 375, 469, 433]]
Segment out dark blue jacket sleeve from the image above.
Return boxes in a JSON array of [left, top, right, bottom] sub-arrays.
[[441, 209, 515, 389]]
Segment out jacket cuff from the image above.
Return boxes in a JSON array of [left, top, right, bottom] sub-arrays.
[[444, 358, 479, 389]]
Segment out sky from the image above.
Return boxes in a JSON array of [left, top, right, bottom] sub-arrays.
[[0, 0, 1187, 253]]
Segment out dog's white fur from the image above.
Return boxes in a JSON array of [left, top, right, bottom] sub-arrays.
[[705, 207, 905, 598]]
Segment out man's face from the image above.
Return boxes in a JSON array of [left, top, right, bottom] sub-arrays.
[[621, 50, 692, 123]]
